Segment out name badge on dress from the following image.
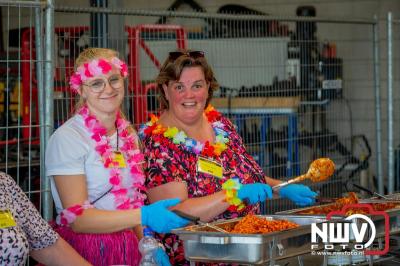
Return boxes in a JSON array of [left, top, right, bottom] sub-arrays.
[[112, 151, 127, 168], [197, 156, 223, 179], [0, 210, 17, 229], [103, 151, 127, 168]]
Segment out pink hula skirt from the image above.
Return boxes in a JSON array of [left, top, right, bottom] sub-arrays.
[[52, 223, 141, 266]]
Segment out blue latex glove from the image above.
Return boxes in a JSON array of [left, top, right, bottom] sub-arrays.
[[141, 198, 190, 233], [153, 247, 171, 266], [237, 183, 273, 204], [279, 184, 317, 206]]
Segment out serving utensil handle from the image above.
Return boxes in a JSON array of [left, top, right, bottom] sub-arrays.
[[172, 210, 228, 233], [272, 174, 307, 191], [172, 210, 200, 224]]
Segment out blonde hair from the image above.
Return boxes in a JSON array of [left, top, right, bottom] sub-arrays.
[[75, 47, 118, 70], [73, 48, 121, 112]]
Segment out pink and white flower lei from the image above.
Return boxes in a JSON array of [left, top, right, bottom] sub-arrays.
[[69, 57, 128, 93], [56, 105, 146, 226], [79, 105, 146, 207], [56, 200, 94, 226]]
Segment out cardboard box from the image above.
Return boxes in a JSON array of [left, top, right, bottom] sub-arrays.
[[211, 97, 300, 109]]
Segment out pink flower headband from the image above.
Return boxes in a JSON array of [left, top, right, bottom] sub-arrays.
[[69, 57, 128, 93]]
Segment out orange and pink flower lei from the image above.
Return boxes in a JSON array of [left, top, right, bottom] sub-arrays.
[[139, 105, 245, 211], [139, 105, 229, 158]]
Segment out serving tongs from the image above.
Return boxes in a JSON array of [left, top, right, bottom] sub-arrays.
[[172, 210, 229, 233], [351, 183, 392, 201], [350, 183, 400, 203], [272, 158, 335, 191]]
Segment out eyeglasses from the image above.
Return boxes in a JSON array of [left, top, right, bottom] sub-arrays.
[[168, 51, 205, 61], [82, 75, 124, 93]]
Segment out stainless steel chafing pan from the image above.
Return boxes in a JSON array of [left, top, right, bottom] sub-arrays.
[[172, 215, 326, 265], [277, 199, 400, 236]]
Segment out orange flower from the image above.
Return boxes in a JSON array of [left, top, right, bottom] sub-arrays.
[[152, 124, 166, 134], [149, 114, 158, 124]]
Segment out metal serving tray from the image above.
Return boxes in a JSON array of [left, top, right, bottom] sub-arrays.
[[172, 215, 326, 265], [277, 200, 400, 236], [384, 192, 400, 201]]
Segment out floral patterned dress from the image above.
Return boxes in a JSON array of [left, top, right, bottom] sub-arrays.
[[0, 172, 58, 265], [140, 108, 266, 265]]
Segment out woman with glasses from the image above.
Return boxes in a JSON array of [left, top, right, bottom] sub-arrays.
[[140, 50, 317, 265], [45, 47, 188, 266]]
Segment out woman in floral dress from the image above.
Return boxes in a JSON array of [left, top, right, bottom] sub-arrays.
[[0, 172, 89, 266], [140, 50, 318, 265]]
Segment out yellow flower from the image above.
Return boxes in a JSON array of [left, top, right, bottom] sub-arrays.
[[213, 142, 227, 156], [231, 197, 242, 206], [222, 178, 244, 209], [222, 179, 236, 190], [164, 127, 179, 138], [237, 203, 245, 210]]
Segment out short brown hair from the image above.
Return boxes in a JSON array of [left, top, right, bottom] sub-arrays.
[[156, 50, 219, 110]]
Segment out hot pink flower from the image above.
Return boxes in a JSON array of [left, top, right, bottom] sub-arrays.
[[83, 63, 93, 78], [134, 184, 147, 191], [117, 199, 131, 210], [94, 143, 108, 154], [103, 157, 113, 168], [62, 211, 76, 223], [59, 216, 68, 226], [112, 188, 128, 196], [132, 175, 145, 186], [111, 57, 128, 77], [121, 142, 135, 152], [69, 74, 82, 92], [131, 152, 144, 162], [92, 125, 107, 136], [121, 63, 128, 77], [85, 117, 97, 129], [98, 59, 112, 74], [110, 174, 121, 185], [116, 119, 129, 131], [130, 165, 144, 176]]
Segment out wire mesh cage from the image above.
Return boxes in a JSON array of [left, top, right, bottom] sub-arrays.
[[51, 6, 378, 213], [0, 1, 47, 213], [0, 2, 385, 218]]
